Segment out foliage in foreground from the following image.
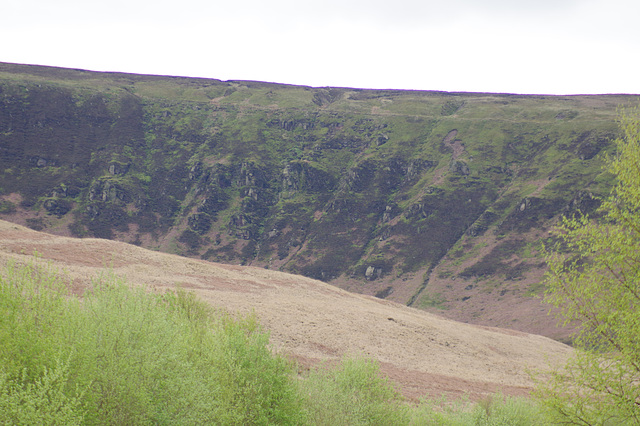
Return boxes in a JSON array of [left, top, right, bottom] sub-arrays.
[[411, 394, 548, 426], [539, 109, 640, 425], [0, 261, 303, 425], [300, 357, 411, 425], [0, 260, 552, 425], [301, 357, 550, 425]]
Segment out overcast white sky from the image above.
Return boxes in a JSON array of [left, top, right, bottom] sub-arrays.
[[3, 0, 639, 95]]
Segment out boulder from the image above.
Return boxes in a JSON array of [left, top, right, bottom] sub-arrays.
[[365, 265, 382, 281]]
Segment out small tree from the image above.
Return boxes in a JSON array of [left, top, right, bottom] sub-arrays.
[[538, 109, 640, 425]]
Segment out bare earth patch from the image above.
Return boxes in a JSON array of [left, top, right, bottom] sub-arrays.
[[0, 220, 572, 401]]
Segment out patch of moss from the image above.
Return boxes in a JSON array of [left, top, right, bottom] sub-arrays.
[[417, 291, 448, 310]]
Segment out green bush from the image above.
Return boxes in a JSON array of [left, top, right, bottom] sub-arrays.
[[299, 357, 410, 425], [0, 359, 84, 425], [537, 109, 640, 425], [0, 261, 304, 425], [410, 394, 550, 425]]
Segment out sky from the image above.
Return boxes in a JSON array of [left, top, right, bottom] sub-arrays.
[[3, 0, 639, 95]]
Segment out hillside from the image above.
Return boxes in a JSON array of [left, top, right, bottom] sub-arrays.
[[0, 219, 571, 400], [0, 61, 637, 340]]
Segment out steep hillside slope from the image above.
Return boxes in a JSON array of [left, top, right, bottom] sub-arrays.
[[0, 220, 571, 400], [0, 62, 636, 339]]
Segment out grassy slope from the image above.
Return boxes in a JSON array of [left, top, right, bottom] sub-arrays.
[[1, 222, 562, 424], [0, 219, 572, 404]]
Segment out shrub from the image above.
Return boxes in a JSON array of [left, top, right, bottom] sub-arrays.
[[0, 359, 84, 425], [537, 108, 640, 424], [410, 394, 550, 425], [0, 261, 304, 425], [299, 357, 410, 425]]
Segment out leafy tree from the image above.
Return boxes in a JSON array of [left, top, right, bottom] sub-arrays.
[[538, 109, 640, 425]]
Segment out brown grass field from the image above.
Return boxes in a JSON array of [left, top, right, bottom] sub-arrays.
[[0, 220, 572, 401]]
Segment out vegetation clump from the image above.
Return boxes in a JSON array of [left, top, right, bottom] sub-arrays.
[[538, 109, 640, 424], [0, 261, 304, 424]]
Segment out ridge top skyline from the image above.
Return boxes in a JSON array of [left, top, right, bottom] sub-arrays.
[[3, 0, 639, 96]]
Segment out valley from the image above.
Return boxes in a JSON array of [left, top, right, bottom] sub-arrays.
[[0, 61, 636, 341]]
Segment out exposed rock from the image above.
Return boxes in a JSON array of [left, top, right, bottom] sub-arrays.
[[377, 134, 389, 146], [236, 229, 253, 240], [108, 162, 130, 175], [0, 65, 629, 340], [230, 213, 250, 228], [566, 191, 600, 215], [500, 197, 566, 232], [89, 180, 127, 203], [281, 161, 337, 196], [378, 227, 391, 241], [450, 160, 470, 176], [405, 202, 429, 219], [273, 118, 315, 131], [237, 162, 268, 188], [382, 205, 395, 223], [345, 161, 375, 192], [365, 265, 383, 281], [43, 198, 71, 217], [50, 186, 67, 198], [188, 213, 212, 235], [405, 159, 434, 181], [86, 204, 100, 219], [30, 156, 56, 168], [189, 162, 203, 180]]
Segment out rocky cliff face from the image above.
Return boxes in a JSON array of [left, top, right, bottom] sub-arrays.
[[0, 62, 634, 338]]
